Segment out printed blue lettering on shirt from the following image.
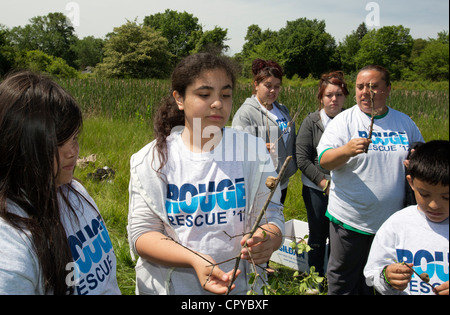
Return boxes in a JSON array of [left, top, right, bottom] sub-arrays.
[[396, 248, 449, 293], [358, 130, 410, 152], [165, 178, 246, 227], [276, 118, 288, 132], [67, 215, 114, 294]]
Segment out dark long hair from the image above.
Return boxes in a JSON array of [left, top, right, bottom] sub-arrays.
[[152, 53, 236, 173], [0, 70, 83, 294]]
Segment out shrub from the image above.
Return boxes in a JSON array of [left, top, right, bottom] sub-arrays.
[[15, 50, 79, 78]]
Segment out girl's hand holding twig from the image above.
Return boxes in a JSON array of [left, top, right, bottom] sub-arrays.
[[191, 253, 241, 295], [239, 224, 282, 265], [266, 143, 275, 153], [226, 157, 291, 294]]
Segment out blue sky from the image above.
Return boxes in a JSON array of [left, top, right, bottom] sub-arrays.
[[1, 0, 448, 55]]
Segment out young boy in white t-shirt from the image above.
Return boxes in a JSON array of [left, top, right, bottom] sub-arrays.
[[364, 140, 449, 295]]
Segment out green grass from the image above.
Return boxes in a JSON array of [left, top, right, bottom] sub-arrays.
[[71, 79, 448, 295], [59, 77, 449, 142], [75, 117, 153, 295]]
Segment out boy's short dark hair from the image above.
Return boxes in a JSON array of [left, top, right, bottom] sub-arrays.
[[407, 140, 449, 186]]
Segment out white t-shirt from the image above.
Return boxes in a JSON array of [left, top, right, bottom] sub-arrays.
[[320, 108, 333, 130], [163, 130, 249, 295], [0, 180, 120, 295], [257, 100, 291, 190], [364, 206, 449, 295], [257, 101, 290, 145], [317, 105, 424, 234]]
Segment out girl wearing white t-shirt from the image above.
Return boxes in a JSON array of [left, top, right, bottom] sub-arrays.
[[128, 53, 284, 295], [0, 71, 120, 295]]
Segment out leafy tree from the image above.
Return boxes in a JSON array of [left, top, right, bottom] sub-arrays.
[[95, 21, 172, 78], [236, 18, 336, 78], [236, 25, 281, 77], [242, 24, 264, 53], [412, 32, 449, 81], [355, 23, 368, 41], [241, 39, 284, 78], [0, 24, 15, 75], [144, 9, 200, 62], [8, 12, 77, 66], [336, 23, 368, 74], [410, 38, 429, 60], [143, 9, 229, 64], [190, 26, 230, 55], [355, 25, 413, 80], [277, 18, 336, 78], [71, 36, 104, 70]]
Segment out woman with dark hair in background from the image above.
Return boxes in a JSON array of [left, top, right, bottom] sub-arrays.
[[0, 71, 120, 295], [232, 59, 297, 204], [296, 71, 349, 280]]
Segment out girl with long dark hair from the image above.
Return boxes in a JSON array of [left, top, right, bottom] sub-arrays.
[[0, 71, 120, 295]]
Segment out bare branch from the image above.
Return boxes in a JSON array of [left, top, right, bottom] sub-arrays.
[[225, 156, 293, 294], [365, 81, 377, 153]]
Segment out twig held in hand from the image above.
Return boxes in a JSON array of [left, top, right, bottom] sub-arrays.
[[364, 81, 377, 153], [401, 262, 433, 288], [225, 156, 292, 295]]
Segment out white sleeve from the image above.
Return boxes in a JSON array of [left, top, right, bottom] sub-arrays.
[[364, 219, 407, 295], [410, 121, 424, 144], [127, 172, 166, 257], [0, 219, 43, 294], [316, 114, 349, 157]]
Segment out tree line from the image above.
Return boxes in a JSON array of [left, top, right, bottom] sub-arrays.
[[1, 10, 448, 81]]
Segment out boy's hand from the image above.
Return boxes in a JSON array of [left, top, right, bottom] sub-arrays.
[[433, 281, 449, 295], [385, 263, 414, 291]]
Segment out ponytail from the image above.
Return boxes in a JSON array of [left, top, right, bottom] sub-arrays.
[[153, 94, 185, 173]]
